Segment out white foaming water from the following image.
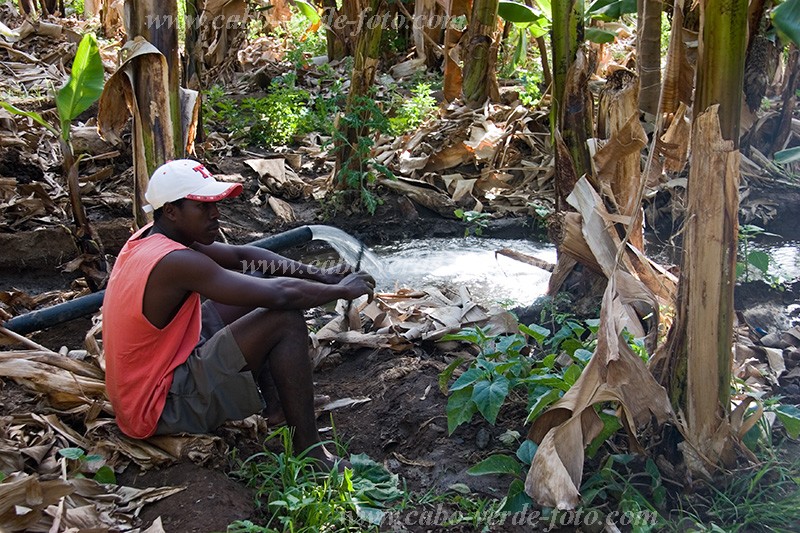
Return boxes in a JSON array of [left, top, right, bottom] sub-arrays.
[[308, 225, 385, 277], [306, 226, 555, 307], [372, 237, 555, 307]]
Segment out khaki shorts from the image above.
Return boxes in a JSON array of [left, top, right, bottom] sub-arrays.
[[154, 301, 265, 435]]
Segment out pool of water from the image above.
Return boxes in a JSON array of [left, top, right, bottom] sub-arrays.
[[369, 237, 556, 307], [754, 240, 800, 281]]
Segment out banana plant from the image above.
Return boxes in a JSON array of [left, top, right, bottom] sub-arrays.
[[0, 33, 107, 289], [498, 0, 549, 71], [498, 0, 630, 71]]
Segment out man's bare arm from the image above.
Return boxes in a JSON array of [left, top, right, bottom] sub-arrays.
[[155, 249, 372, 311], [191, 241, 347, 283]]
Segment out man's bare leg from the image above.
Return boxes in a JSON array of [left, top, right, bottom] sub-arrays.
[[226, 308, 346, 471], [211, 301, 328, 427]]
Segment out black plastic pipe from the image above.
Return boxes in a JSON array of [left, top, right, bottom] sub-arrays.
[[2, 225, 314, 335]]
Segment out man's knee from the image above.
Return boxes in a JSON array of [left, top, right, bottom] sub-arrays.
[[259, 309, 307, 334]]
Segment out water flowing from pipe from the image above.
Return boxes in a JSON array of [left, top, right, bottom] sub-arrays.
[[307, 225, 385, 277]]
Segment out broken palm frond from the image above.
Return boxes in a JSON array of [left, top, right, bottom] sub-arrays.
[[525, 273, 674, 509], [659, 0, 695, 131], [0, 471, 184, 532], [0, 351, 110, 412], [196, 0, 249, 83], [442, 0, 469, 101], [0, 413, 184, 532], [659, 102, 691, 174], [246, 158, 313, 200]]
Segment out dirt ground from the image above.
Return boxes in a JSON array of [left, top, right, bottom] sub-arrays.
[[2, 156, 800, 532]]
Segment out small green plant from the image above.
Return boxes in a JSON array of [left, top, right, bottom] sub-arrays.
[[518, 71, 543, 107], [580, 454, 666, 532], [58, 447, 117, 484], [331, 94, 395, 214], [1, 32, 104, 145], [438, 314, 603, 436], [454, 209, 491, 237], [388, 82, 438, 135], [228, 427, 404, 532], [204, 76, 311, 147], [736, 224, 784, 288]]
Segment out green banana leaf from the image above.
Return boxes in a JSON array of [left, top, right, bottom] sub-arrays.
[[0, 101, 59, 136], [532, 0, 551, 18], [498, 0, 541, 23], [586, 27, 616, 43], [774, 146, 800, 165], [587, 0, 637, 21], [499, 0, 549, 38], [56, 33, 104, 140], [294, 0, 321, 24], [773, 0, 800, 47]]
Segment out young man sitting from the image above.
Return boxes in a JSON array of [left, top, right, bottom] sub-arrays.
[[103, 159, 374, 470]]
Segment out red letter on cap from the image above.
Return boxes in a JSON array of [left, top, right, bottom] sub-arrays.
[[193, 164, 212, 178]]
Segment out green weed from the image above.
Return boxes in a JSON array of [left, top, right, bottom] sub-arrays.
[[736, 224, 785, 289], [581, 454, 667, 532], [439, 313, 603, 436], [58, 447, 117, 484], [228, 427, 404, 532], [203, 76, 310, 147], [454, 209, 491, 237], [331, 94, 395, 215], [388, 82, 438, 135], [676, 456, 800, 532]]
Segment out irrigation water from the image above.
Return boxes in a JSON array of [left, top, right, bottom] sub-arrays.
[[306, 226, 556, 307]]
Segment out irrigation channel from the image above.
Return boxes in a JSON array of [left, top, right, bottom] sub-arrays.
[[301, 226, 557, 308]]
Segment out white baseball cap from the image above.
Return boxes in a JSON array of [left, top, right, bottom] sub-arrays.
[[143, 159, 243, 212]]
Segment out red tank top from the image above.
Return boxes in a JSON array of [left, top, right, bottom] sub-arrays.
[[103, 224, 201, 438]]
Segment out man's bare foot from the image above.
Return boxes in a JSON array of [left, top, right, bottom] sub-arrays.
[[305, 444, 351, 474], [263, 394, 332, 426]]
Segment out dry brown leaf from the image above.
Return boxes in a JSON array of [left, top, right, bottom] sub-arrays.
[[146, 434, 227, 465], [0, 473, 73, 531], [267, 196, 296, 223], [525, 274, 674, 509]]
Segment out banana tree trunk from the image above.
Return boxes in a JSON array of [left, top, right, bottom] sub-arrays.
[[333, 0, 385, 189], [770, 45, 799, 156], [551, 0, 582, 122], [550, 0, 591, 212], [125, 0, 182, 163], [694, 0, 748, 146], [663, 106, 740, 463], [124, 0, 182, 227], [324, 0, 348, 60], [461, 0, 500, 108], [597, 70, 645, 250], [184, 0, 203, 90], [662, 0, 747, 465], [637, 0, 661, 119]]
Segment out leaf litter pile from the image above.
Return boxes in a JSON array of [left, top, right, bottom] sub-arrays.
[[2, 3, 800, 532]]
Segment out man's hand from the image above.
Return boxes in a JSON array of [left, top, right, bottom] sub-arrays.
[[314, 263, 356, 285], [338, 271, 376, 302]]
